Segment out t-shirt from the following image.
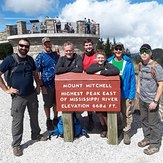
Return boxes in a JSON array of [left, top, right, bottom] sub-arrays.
[[139, 61, 163, 103], [0, 54, 36, 96], [112, 59, 124, 76]]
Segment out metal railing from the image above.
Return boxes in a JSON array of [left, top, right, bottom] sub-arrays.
[[5, 20, 99, 36]]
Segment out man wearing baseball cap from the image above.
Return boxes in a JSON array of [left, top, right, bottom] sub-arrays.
[[42, 37, 51, 44], [35, 37, 59, 131], [107, 42, 136, 145], [137, 43, 163, 155]]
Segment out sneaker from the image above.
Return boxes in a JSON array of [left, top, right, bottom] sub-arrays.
[[32, 134, 47, 141], [13, 145, 23, 156], [100, 131, 107, 138], [138, 139, 150, 148], [123, 132, 131, 145], [46, 119, 53, 131], [144, 146, 159, 155]]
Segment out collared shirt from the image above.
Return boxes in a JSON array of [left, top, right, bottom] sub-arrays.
[[35, 51, 59, 88]]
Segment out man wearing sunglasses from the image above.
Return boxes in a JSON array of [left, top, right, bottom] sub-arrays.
[[137, 44, 163, 155], [0, 38, 47, 157], [107, 43, 136, 145]]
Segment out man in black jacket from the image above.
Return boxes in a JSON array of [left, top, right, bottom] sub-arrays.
[[86, 50, 120, 137], [55, 41, 83, 74]]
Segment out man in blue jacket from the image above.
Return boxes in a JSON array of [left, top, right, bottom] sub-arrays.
[[107, 43, 136, 145]]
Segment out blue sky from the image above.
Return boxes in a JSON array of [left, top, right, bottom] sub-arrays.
[[0, 0, 163, 52]]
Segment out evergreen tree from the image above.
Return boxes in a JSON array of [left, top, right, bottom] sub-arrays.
[[96, 38, 104, 50], [113, 37, 116, 46], [0, 43, 13, 60], [125, 48, 131, 57], [104, 37, 113, 58]]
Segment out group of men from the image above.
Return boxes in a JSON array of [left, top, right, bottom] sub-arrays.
[[0, 37, 163, 157]]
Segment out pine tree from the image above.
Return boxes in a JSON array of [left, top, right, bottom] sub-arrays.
[[96, 38, 104, 50], [125, 48, 131, 57], [104, 37, 113, 58], [0, 43, 13, 60]]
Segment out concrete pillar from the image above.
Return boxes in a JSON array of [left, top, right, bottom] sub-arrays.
[[95, 24, 100, 35], [45, 19, 55, 33], [76, 20, 85, 34], [17, 21, 27, 35], [6, 25, 14, 36]]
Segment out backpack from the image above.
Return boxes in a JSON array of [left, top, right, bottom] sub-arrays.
[[49, 116, 89, 139], [139, 61, 163, 94], [139, 61, 157, 79], [4, 53, 33, 87]]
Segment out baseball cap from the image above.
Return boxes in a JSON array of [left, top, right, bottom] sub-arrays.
[[114, 42, 124, 49], [42, 37, 51, 44], [140, 44, 152, 51]]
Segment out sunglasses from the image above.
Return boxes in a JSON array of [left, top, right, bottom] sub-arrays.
[[19, 44, 30, 48], [140, 49, 151, 54], [114, 47, 123, 51]]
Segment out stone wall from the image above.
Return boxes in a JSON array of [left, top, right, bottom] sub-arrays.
[[0, 32, 7, 41]]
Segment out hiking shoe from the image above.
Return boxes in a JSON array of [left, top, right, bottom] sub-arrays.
[[100, 131, 107, 138], [144, 146, 159, 155], [46, 119, 53, 131], [123, 132, 131, 145], [13, 145, 23, 157], [32, 134, 47, 141], [52, 117, 59, 128], [138, 139, 150, 148]]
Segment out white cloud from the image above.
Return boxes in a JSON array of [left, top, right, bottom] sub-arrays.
[[3, 0, 59, 16], [60, 0, 163, 52]]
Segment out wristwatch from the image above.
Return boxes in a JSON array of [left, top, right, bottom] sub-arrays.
[[153, 100, 158, 104]]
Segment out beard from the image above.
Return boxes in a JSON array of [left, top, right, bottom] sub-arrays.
[[18, 48, 28, 56]]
